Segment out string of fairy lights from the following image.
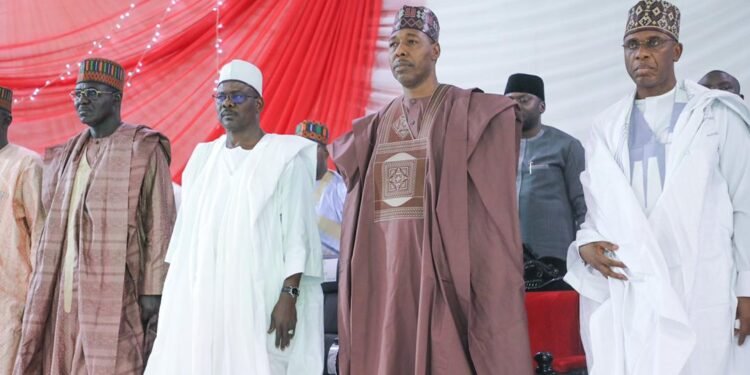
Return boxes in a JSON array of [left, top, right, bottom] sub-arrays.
[[14, 0, 226, 105], [213, 0, 225, 91]]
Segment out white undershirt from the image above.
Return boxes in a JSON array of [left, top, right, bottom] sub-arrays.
[[634, 86, 677, 143]]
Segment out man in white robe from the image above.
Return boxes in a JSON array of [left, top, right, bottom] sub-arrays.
[[564, 2, 750, 374], [145, 60, 324, 375]]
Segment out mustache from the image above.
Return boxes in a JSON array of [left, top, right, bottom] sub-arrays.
[[392, 60, 412, 68]]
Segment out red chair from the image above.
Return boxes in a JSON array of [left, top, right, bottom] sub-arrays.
[[525, 290, 587, 374]]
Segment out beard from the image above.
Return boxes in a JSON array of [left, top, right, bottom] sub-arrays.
[[393, 64, 432, 89], [521, 114, 541, 132]]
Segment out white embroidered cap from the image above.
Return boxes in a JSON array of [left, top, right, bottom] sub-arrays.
[[218, 59, 263, 97]]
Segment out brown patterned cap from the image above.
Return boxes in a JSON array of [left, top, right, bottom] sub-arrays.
[[77, 58, 125, 91], [392, 5, 440, 42], [0, 86, 12, 113], [625, 0, 681, 41]]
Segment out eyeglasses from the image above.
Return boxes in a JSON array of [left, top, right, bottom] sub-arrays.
[[212, 92, 258, 104], [622, 37, 674, 52], [69, 88, 118, 101]]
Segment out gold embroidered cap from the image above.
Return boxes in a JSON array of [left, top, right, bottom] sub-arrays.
[[625, 0, 681, 41]]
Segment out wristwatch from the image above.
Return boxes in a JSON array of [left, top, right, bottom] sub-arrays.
[[281, 286, 300, 298]]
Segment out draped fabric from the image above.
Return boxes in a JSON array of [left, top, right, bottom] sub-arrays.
[[0, 0, 381, 181], [3, 0, 748, 179]]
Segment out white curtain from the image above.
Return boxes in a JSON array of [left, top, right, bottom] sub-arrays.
[[369, 0, 750, 141]]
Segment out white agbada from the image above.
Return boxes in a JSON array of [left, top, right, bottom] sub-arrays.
[[145, 134, 324, 375], [565, 81, 750, 375]]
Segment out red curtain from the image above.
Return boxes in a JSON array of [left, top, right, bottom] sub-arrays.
[[0, 0, 381, 181]]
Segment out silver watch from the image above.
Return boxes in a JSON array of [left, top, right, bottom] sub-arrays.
[[281, 286, 300, 298]]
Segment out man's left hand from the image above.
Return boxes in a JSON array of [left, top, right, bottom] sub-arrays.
[[268, 293, 297, 350], [737, 297, 750, 346]]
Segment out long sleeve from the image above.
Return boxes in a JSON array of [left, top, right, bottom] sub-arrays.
[[279, 153, 322, 279], [565, 121, 611, 302], [138, 146, 176, 296], [575, 123, 609, 249], [717, 105, 750, 297], [17, 158, 44, 271], [565, 139, 587, 230]]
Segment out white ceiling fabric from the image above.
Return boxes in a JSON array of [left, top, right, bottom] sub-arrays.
[[368, 0, 750, 141]]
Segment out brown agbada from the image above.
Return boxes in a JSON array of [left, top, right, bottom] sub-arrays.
[[331, 85, 533, 375], [13, 124, 176, 375]]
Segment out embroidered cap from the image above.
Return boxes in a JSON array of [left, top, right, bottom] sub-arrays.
[[295, 120, 329, 145], [77, 58, 125, 91], [0, 86, 12, 113], [392, 5, 440, 42], [218, 60, 263, 97], [625, 0, 681, 41], [504, 73, 545, 101]]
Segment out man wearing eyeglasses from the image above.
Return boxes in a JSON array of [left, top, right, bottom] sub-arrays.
[[564, 1, 750, 374], [145, 59, 323, 375], [13, 58, 176, 375], [0, 86, 44, 375]]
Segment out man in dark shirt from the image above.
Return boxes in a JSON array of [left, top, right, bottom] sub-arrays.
[[505, 73, 586, 259]]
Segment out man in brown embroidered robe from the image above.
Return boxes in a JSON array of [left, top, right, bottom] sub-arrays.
[[330, 6, 532, 375], [13, 58, 176, 375]]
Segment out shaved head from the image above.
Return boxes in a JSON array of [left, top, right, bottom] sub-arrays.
[[699, 70, 743, 98]]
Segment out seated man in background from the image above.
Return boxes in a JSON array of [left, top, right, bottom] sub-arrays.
[[699, 70, 744, 99], [295, 120, 346, 282], [505, 73, 586, 261]]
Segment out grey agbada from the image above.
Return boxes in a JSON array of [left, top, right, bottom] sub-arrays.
[[516, 126, 586, 258]]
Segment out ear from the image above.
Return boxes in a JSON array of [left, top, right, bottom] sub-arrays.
[[432, 42, 441, 61], [539, 100, 546, 114], [673, 42, 683, 62], [256, 97, 265, 112]]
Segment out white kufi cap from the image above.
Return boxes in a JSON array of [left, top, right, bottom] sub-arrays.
[[218, 59, 263, 97]]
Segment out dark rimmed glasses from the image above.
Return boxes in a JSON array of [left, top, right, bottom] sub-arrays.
[[212, 92, 258, 105], [69, 88, 118, 101]]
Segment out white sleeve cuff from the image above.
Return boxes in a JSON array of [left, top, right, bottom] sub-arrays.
[[283, 246, 307, 280], [575, 229, 607, 251], [737, 271, 750, 297]]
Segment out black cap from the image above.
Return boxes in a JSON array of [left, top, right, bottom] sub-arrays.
[[504, 73, 545, 101]]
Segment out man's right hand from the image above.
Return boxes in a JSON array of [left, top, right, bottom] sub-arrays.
[[579, 241, 628, 280]]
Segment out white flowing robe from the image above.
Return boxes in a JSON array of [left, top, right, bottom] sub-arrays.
[[145, 134, 324, 375], [565, 81, 750, 375]]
